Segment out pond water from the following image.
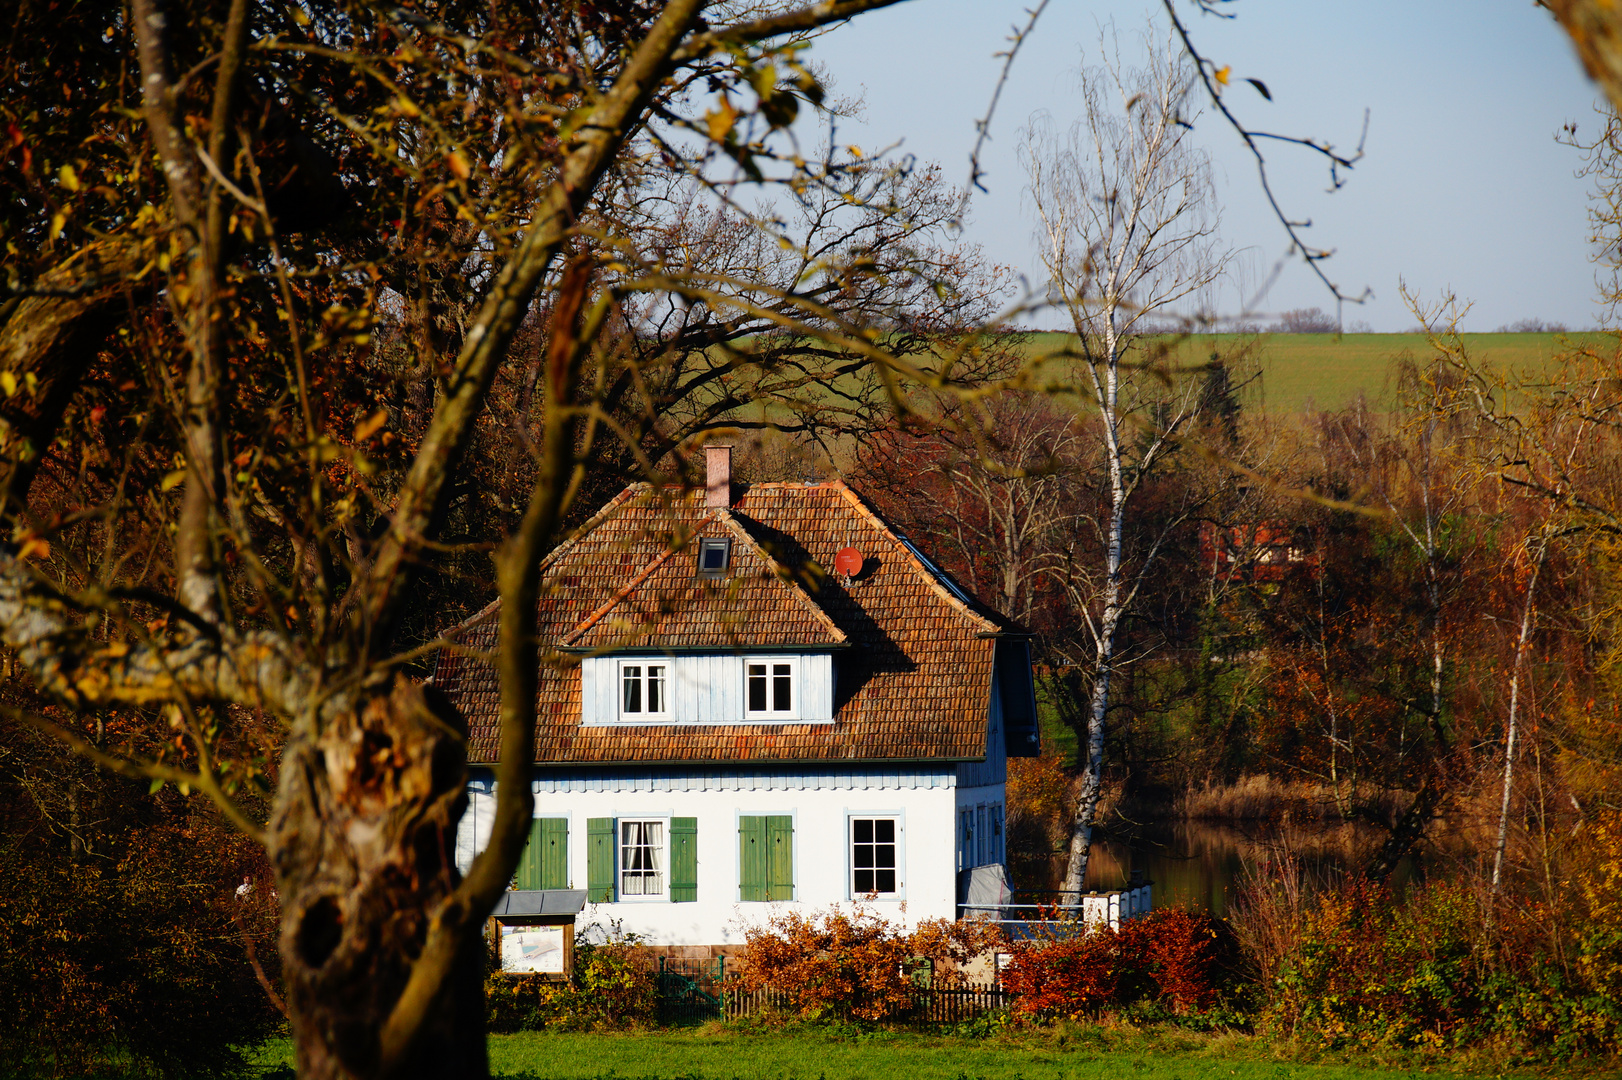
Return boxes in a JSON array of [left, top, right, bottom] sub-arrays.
[[1013, 819, 1436, 916]]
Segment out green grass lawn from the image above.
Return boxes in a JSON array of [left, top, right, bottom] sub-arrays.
[[1017, 331, 1611, 415], [249, 1027, 1559, 1080]]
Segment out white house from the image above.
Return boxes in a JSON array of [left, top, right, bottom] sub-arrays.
[[433, 448, 1039, 955]]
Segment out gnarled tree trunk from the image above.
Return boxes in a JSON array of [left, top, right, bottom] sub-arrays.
[[270, 678, 486, 1080]]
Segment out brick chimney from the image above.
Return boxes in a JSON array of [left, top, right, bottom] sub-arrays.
[[705, 444, 733, 508]]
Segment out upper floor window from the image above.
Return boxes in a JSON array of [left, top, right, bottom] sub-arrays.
[[581, 653, 832, 725], [745, 657, 796, 718], [620, 661, 669, 718]]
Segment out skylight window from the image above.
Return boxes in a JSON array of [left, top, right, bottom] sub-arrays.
[[696, 537, 731, 579]]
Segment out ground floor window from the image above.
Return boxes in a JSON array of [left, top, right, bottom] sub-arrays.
[[960, 803, 1005, 870], [619, 819, 665, 898], [851, 816, 899, 897], [738, 814, 794, 901]]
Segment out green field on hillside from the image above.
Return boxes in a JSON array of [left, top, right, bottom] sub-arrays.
[[1017, 331, 1612, 415]]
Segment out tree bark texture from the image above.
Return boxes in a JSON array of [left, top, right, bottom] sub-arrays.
[[0, 239, 144, 503], [1492, 539, 1546, 894], [1061, 320, 1127, 899], [270, 678, 486, 1080]]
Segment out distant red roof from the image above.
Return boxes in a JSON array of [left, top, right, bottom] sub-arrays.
[[1197, 520, 1318, 583], [433, 481, 1023, 766]]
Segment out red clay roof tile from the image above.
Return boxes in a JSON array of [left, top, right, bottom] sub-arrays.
[[434, 481, 1006, 765]]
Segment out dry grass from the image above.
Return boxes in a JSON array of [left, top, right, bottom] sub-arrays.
[[1169, 775, 1412, 824]]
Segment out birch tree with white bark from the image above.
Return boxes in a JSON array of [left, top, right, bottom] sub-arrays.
[[1021, 24, 1230, 896]]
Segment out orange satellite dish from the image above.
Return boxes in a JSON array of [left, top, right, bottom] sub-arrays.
[[834, 546, 864, 576]]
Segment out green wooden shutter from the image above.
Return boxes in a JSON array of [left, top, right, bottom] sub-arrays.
[[738, 816, 767, 901], [516, 818, 569, 890], [670, 817, 698, 903], [539, 817, 568, 889], [515, 818, 542, 889], [767, 815, 794, 901], [587, 817, 615, 902]]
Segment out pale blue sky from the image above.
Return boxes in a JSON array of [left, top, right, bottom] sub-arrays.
[[805, 1, 1605, 332]]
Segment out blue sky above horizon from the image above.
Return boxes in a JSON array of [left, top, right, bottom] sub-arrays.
[[801, 0, 1604, 333]]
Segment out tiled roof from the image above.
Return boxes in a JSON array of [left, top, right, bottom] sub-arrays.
[[434, 481, 1010, 765]]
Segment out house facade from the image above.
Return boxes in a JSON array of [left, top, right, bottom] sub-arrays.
[[434, 449, 1038, 952]]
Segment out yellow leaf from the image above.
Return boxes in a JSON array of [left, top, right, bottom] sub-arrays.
[[49, 211, 65, 240], [447, 151, 470, 180], [160, 468, 187, 491], [59, 164, 80, 192], [17, 536, 49, 560], [395, 96, 421, 118], [706, 97, 738, 143], [0, 371, 15, 397], [353, 409, 387, 442], [1214, 65, 1231, 87]]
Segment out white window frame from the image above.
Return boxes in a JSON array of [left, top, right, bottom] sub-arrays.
[[616, 815, 670, 902], [743, 655, 799, 720], [847, 812, 904, 901], [617, 659, 672, 721]]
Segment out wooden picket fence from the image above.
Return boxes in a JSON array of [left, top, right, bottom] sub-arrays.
[[719, 980, 1014, 1024], [909, 984, 1017, 1023], [648, 956, 1016, 1026]]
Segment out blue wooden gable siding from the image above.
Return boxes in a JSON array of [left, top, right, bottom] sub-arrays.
[[464, 765, 955, 795], [956, 669, 1007, 790]]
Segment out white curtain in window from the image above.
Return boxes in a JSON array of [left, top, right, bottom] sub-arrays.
[[647, 664, 666, 713], [622, 665, 643, 713], [620, 820, 664, 896]]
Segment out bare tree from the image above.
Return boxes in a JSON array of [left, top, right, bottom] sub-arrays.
[[854, 393, 1087, 626], [1325, 293, 1482, 878], [1021, 22, 1231, 895], [1272, 308, 1339, 334]]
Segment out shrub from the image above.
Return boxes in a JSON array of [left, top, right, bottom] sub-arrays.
[[485, 924, 657, 1032], [738, 907, 1002, 1022], [999, 907, 1235, 1020], [1236, 867, 1622, 1057], [0, 821, 280, 1077]]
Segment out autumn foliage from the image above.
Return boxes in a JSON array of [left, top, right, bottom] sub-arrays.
[[999, 908, 1234, 1019], [0, 769, 280, 1076], [739, 907, 1003, 1022]]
